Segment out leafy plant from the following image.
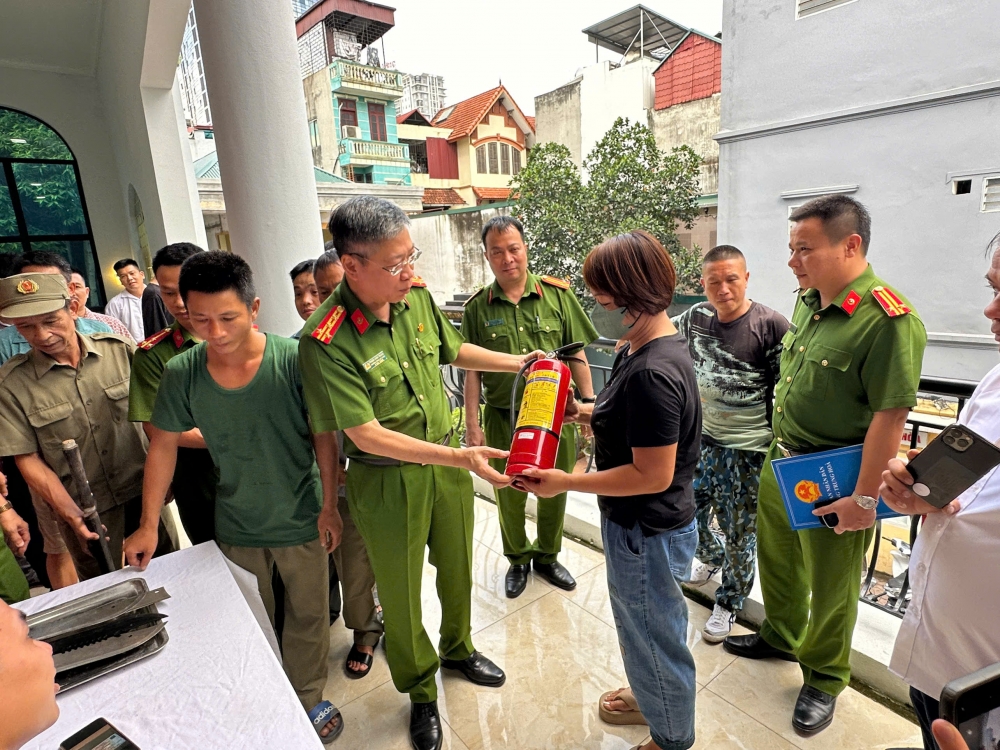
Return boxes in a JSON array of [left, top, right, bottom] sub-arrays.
[[511, 117, 704, 297]]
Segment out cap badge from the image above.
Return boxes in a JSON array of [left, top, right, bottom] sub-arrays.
[[16, 279, 39, 294]]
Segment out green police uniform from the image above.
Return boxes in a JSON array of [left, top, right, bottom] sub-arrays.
[[299, 277, 475, 704], [460, 273, 599, 565], [757, 264, 926, 696], [129, 322, 218, 544]]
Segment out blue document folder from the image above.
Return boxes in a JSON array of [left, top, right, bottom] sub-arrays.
[[771, 445, 901, 530]]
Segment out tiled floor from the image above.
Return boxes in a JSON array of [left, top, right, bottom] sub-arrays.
[[322, 498, 923, 749]]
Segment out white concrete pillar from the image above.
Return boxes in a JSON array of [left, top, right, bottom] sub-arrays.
[[192, 0, 323, 334]]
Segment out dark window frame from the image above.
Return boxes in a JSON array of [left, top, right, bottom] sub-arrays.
[[368, 102, 387, 142], [338, 98, 359, 128], [0, 107, 105, 304]]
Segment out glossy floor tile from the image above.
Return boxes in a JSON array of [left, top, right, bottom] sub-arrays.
[[324, 497, 920, 750]]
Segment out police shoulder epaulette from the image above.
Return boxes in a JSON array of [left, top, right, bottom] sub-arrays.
[[410, 276, 428, 288], [463, 287, 486, 307], [311, 305, 347, 344], [871, 286, 911, 317], [137, 328, 171, 351], [540, 275, 570, 290]]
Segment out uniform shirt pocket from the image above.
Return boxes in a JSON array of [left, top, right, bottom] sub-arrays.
[[800, 344, 853, 401], [479, 324, 511, 352], [367, 360, 409, 420], [26, 401, 78, 449], [103, 379, 130, 423], [532, 317, 563, 351]]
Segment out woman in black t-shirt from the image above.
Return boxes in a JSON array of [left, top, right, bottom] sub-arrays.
[[522, 231, 701, 750]]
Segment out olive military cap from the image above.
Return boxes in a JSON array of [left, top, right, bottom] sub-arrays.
[[0, 273, 70, 319]]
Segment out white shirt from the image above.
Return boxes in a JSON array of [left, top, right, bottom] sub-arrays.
[[890, 361, 1000, 698], [104, 289, 145, 342]]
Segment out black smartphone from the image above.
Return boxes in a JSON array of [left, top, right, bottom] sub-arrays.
[[60, 718, 140, 750], [940, 662, 1000, 750], [905, 424, 1000, 509]]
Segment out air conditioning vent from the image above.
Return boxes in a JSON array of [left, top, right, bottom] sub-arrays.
[[341, 125, 360, 139]]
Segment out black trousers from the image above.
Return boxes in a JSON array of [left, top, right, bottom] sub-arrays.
[[911, 685, 941, 750]]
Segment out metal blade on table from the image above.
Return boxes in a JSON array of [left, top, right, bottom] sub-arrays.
[[28, 580, 169, 641], [53, 620, 167, 673]]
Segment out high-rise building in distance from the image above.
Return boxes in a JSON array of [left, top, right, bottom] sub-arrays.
[[400, 73, 447, 118]]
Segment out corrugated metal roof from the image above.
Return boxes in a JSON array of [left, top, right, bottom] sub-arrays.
[[192, 151, 349, 183]]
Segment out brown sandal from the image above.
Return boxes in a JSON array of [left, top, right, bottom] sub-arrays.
[[599, 687, 648, 726]]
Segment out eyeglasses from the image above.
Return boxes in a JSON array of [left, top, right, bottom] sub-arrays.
[[345, 247, 422, 276]]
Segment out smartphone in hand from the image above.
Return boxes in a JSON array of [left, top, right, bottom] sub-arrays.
[[941, 662, 1000, 750], [905, 425, 1000, 509]]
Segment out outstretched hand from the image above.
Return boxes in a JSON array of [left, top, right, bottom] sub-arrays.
[[461, 446, 512, 488]]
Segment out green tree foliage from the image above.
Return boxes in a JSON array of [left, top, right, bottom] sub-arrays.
[[0, 108, 84, 241], [511, 117, 704, 297]]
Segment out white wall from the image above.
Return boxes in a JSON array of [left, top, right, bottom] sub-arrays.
[[579, 59, 658, 170], [720, 0, 1000, 131], [717, 96, 1000, 381], [408, 207, 506, 301]]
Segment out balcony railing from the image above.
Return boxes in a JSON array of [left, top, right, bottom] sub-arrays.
[[338, 138, 409, 162], [332, 59, 403, 95]]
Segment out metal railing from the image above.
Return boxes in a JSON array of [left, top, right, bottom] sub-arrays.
[[332, 60, 403, 90], [338, 139, 409, 162]]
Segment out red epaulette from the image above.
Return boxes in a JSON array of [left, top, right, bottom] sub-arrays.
[[311, 306, 347, 344], [138, 328, 171, 351], [410, 276, 428, 288], [540, 275, 570, 290], [463, 287, 486, 307], [871, 286, 911, 317]]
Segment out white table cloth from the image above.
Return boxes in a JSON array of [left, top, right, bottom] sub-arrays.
[[16, 542, 322, 749]]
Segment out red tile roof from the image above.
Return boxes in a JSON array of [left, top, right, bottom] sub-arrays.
[[422, 188, 466, 206], [472, 187, 512, 202], [653, 33, 722, 110], [396, 108, 432, 126], [431, 85, 533, 142]]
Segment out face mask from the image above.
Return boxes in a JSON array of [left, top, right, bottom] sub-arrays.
[[616, 306, 640, 330]]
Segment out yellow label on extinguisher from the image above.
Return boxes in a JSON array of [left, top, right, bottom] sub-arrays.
[[515, 370, 560, 431]]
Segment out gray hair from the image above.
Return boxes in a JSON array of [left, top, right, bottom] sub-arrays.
[[327, 196, 410, 258]]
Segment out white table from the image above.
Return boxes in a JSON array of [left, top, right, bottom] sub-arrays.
[[16, 543, 323, 749]]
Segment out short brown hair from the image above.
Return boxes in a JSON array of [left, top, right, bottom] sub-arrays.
[[582, 230, 676, 315]]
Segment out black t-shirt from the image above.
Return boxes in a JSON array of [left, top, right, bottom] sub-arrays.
[[592, 334, 702, 536]]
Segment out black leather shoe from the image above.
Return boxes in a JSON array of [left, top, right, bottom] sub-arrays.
[[532, 560, 577, 591], [505, 563, 529, 598], [792, 685, 837, 735], [440, 650, 506, 687], [723, 633, 797, 662], [409, 700, 442, 750]]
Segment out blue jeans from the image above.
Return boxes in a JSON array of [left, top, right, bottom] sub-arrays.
[[602, 516, 698, 750]]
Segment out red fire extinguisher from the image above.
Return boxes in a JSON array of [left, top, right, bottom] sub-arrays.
[[505, 342, 584, 478]]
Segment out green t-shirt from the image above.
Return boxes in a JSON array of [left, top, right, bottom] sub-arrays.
[[460, 273, 599, 409], [151, 334, 321, 547]]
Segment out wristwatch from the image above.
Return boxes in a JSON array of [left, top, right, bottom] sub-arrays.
[[0, 501, 12, 514], [853, 494, 878, 511], [578, 396, 597, 404]]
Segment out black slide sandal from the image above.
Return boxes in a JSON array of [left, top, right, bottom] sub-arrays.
[[345, 643, 374, 679]]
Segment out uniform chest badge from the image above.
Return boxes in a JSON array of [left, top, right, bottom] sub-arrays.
[[417, 323, 424, 332], [484, 318, 504, 328], [363, 351, 387, 372], [16, 279, 39, 294]]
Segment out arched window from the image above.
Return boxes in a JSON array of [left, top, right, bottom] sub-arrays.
[[0, 107, 105, 304]]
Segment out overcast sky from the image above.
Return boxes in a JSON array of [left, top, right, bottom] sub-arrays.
[[377, 0, 724, 115]]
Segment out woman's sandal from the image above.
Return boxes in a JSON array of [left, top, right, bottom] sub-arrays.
[[308, 700, 344, 744], [344, 643, 374, 679], [599, 687, 648, 726]]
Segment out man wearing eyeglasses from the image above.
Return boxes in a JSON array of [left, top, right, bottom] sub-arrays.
[[299, 197, 554, 750]]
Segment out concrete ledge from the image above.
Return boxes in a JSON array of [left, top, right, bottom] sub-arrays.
[[473, 477, 913, 709]]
